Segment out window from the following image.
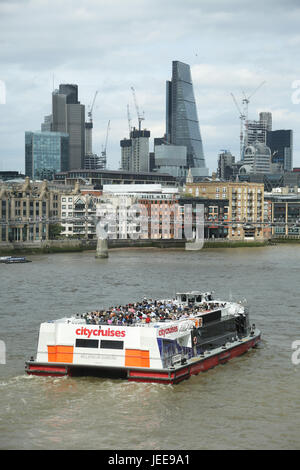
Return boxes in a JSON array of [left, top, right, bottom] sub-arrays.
[[76, 339, 99, 348], [100, 340, 124, 350]]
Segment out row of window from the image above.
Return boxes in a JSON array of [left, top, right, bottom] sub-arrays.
[[75, 338, 124, 350]]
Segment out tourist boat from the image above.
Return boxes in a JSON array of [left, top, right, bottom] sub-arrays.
[[25, 291, 261, 384], [0, 256, 31, 264]]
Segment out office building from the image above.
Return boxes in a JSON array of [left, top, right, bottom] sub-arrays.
[[54, 168, 177, 188], [241, 141, 272, 174], [84, 154, 106, 170], [166, 61, 208, 176], [245, 112, 272, 152], [154, 143, 187, 178], [120, 128, 150, 173], [52, 84, 85, 170], [120, 138, 132, 171], [25, 131, 69, 180], [266, 129, 293, 172], [217, 150, 236, 180]]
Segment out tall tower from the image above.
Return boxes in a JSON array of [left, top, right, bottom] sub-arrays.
[[52, 84, 85, 170], [166, 61, 208, 176]]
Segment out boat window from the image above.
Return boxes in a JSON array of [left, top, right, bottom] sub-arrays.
[[181, 295, 187, 302], [100, 340, 124, 350], [196, 295, 202, 302], [189, 297, 195, 303], [76, 338, 99, 348]]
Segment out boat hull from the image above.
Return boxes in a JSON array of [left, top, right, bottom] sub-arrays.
[[25, 332, 261, 384]]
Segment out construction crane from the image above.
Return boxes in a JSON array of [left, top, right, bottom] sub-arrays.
[[241, 81, 266, 147], [130, 86, 145, 131], [88, 90, 99, 123], [85, 90, 99, 156], [101, 120, 110, 168], [127, 104, 132, 136], [230, 92, 245, 160], [231, 81, 266, 159]]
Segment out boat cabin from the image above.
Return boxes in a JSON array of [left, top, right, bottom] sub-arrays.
[[175, 291, 213, 306]]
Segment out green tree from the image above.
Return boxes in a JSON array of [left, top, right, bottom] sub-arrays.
[[49, 223, 64, 240]]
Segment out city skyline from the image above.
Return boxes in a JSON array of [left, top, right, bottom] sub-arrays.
[[1, 0, 300, 174]]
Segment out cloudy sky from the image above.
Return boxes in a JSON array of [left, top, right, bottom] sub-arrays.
[[1, 0, 300, 174]]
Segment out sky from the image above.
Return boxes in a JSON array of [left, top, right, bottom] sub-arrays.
[[1, 0, 300, 174]]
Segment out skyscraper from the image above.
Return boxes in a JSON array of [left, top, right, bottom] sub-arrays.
[[266, 129, 293, 172], [120, 138, 132, 171], [52, 84, 85, 170], [166, 61, 208, 176], [25, 131, 69, 180], [217, 150, 236, 180]]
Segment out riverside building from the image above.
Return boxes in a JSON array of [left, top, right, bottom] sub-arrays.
[[97, 184, 180, 240], [185, 181, 265, 240], [60, 187, 102, 239], [0, 177, 60, 243]]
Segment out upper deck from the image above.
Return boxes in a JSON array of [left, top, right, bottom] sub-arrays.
[[50, 291, 244, 329]]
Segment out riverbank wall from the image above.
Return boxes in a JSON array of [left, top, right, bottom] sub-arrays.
[[0, 237, 289, 255]]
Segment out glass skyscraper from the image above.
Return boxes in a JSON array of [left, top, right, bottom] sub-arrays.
[[25, 131, 69, 180], [266, 129, 293, 172], [166, 61, 208, 176]]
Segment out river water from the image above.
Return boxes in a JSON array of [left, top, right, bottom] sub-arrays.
[[0, 245, 299, 450]]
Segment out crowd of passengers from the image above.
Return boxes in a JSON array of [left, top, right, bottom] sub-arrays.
[[77, 298, 227, 326]]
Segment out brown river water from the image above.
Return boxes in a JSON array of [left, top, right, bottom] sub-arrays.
[[0, 245, 299, 450]]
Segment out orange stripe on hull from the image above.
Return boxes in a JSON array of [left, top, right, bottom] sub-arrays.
[[125, 349, 150, 368], [47, 345, 74, 363]]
